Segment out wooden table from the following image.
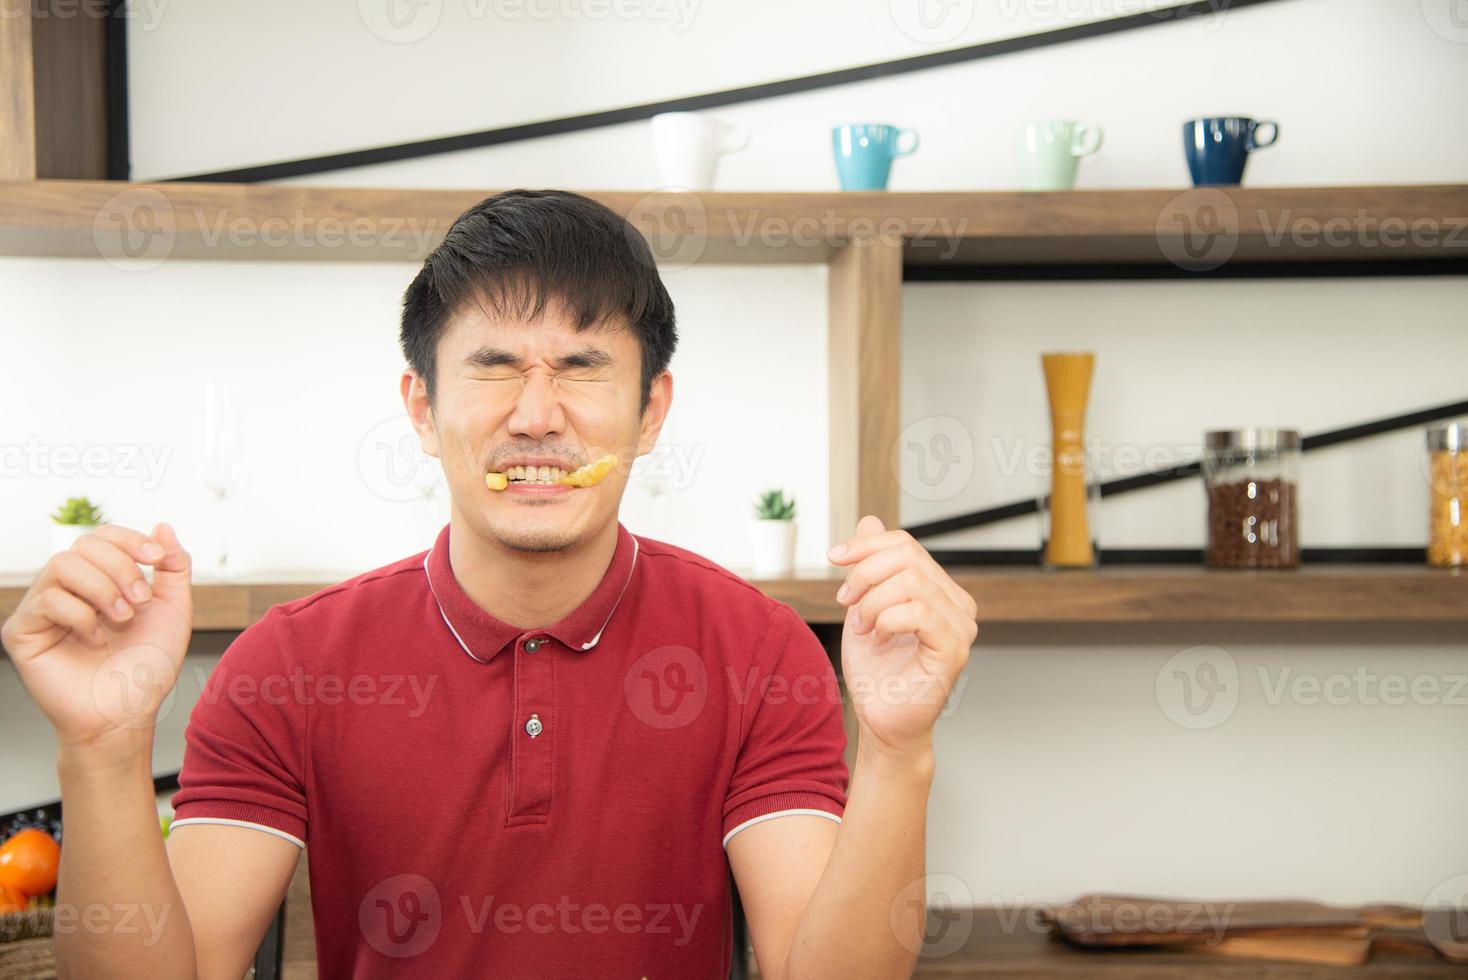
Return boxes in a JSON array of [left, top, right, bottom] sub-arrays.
[[749, 908, 1467, 978]]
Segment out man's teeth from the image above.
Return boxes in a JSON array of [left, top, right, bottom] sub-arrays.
[[506, 465, 568, 484]]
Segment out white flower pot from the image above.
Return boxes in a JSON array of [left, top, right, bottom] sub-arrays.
[[750, 519, 796, 578], [51, 523, 96, 555]]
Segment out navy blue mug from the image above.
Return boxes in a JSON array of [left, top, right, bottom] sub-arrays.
[[1183, 117, 1279, 186]]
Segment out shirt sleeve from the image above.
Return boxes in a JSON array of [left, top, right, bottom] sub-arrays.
[[722, 602, 849, 847], [169, 606, 308, 848]]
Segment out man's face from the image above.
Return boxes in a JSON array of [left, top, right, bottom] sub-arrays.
[[405, 295, 671, 553]]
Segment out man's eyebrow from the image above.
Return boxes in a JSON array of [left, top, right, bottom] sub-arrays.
[[465, 346, 520, 368], [463, 345, 613, 370], [553, 347, 613, 370]]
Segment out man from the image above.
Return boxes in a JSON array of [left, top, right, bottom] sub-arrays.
[[2, 190, 977, 978]]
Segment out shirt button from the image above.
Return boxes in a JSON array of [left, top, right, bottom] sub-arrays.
[[525, 713, 543, 738], [524, 637, 543, 653]]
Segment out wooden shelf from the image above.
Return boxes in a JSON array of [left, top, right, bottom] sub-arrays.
[[2, 180, 1465, 268], [3, 564, 1462, 632], [749, 908, 1466, 978], [763, 563, 1468, 624]]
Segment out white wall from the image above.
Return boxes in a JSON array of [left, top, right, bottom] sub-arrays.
[[2, 0, 1466, 920]]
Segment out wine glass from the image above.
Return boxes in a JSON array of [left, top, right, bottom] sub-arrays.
[[198, 381, 242, 581]]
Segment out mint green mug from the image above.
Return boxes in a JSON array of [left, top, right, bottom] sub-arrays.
[[1020, 120, 1104, 191]]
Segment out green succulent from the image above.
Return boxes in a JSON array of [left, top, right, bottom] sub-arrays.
[[754, 489, 796, 521], [51, 496, 106, 526]]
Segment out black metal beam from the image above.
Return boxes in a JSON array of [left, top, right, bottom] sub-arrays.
[[165, 0, 1288, 184], [105, 0, 130, 180]]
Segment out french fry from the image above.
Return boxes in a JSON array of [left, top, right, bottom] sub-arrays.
[[558, 453, 619, 488]]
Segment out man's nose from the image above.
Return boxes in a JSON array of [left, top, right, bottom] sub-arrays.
[[505, 373, 566, 441]]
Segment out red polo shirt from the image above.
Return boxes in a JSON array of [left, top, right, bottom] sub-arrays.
[[170, 521, 849, 978]]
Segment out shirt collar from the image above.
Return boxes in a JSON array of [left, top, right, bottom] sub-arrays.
[[422, 521, 639, 665]]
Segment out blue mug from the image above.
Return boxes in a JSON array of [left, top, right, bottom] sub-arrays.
[[832, 123, 919, 191], [1183, 117, 1279, 186]]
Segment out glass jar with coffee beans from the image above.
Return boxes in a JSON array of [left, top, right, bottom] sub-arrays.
[[1201, 429, 1300, 568]]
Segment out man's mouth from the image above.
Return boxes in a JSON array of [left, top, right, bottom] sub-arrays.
[[484, 453, 619, 492], [503, 464, 569, 486]]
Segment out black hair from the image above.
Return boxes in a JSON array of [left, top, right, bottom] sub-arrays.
[[400, 189, 677, 411]]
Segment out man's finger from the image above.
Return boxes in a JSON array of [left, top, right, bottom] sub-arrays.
[[91, 524, 168, 565], [835, 537, 970, 614], [850, 567, 938, 635], [147, 523, 193, 606], [34, 588, 107, 647], [869, 599, 970, 657], [48, 552, 135, 625], [72, 535, 152, 608], [5, 587, 106, 658]]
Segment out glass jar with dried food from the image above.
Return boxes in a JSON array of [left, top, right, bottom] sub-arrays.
[[1201, 428, 1300, 569], [1426, 422, 1466, 569]]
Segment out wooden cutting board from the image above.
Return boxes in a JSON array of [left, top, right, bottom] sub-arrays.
[[1042, 894, 1468, 966]]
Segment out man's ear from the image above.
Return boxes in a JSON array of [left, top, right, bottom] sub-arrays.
[[402, 369, 441, 458], [636, 370, 673, 457]]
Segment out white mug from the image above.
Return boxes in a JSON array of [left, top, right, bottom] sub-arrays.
[[650, 112, 749, 191]]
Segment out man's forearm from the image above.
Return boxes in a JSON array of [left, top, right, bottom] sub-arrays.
[[781, 736, 934, 980], [54, 736, 196, 980]]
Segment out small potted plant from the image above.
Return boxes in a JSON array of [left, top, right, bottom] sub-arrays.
[[50, 497, 105, 555], [750, 489, 797, 578]]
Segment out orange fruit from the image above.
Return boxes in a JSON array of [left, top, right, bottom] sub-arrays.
[[0, 829, 60, 897], [0, 882, 26, 914]]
